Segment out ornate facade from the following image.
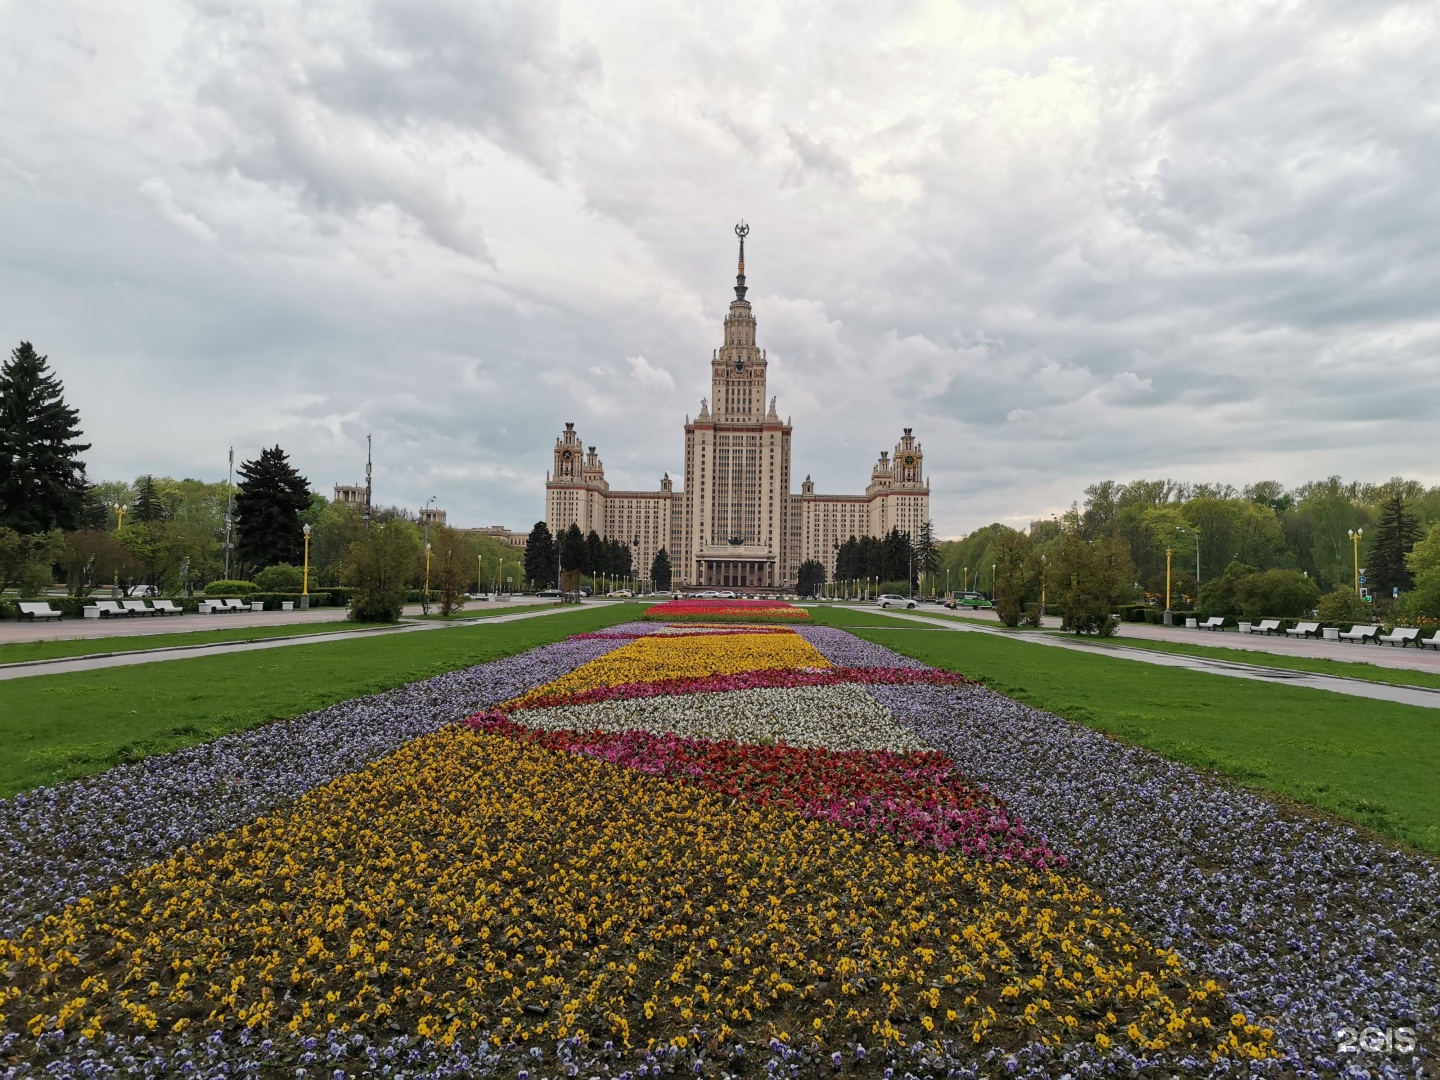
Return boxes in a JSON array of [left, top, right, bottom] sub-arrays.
[[545, 227, 928, 589]]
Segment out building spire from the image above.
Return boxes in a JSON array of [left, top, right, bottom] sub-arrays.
[[734, 221, 749, 301]]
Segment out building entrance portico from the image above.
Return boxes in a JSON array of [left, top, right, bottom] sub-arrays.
[[698, 557, 773, 589]]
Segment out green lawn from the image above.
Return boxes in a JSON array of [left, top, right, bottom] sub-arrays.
[[809, 606, 1440, 854], [0, 605, 635, 798], [0, 620, 391, 665], [855, 604, 1440, 691], [1063, 634, 1440, 692]]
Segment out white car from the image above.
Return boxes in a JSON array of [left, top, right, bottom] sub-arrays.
[[718, 590, 737, 599], [698, 590, 720, 598], [876, 593, 918, 610]]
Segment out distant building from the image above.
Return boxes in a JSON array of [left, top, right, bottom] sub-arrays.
[[545, 227, 928, 589], [463, 525, 528, 549], [419, 507, 448, 527], [333, 484, 366, 507]]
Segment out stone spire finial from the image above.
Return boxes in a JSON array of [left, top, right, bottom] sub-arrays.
[[734, 222, 749, 301]]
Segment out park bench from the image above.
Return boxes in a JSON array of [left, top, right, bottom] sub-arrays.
[[1337, 624, 1379, 644], [151, 599, 184, 615], [1196, 616, 1225, 631], [1285, 621, 1321, 638], [1422, 631, 1440, 651], [18, 602, 63, 621], [83, 600, 130, 619], [198, 600, 231, 614], [1251, 619, 1283, 635], [1378, 627, 1420, 647], [224, 598, 257, 612], [120, 600, 157, 616]]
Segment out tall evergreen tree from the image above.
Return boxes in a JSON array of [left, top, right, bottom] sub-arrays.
[[915, 519, 940, 585], [131, 475, 167, 523], [0, 342, 91, 533], [1368, 493, 1425, 596], [234, 446, 311, 569], [560, 523, 586, 572], [585, 529, 603, 575], [650, 548, 672, 590], [796, 559, 826, 597], [523, 521, 557, 588]]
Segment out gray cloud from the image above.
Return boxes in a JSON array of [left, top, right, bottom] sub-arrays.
[[1, 0, 1438, 537]]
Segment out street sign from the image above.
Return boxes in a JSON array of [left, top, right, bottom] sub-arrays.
[[1358, 575, 1367, 584]]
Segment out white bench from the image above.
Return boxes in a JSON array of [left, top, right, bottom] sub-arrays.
[[1422, 631, 1440, 651], [151, 599, 184, 615], [18, 602, 63, 621], [1285, 621, 1321, 638], [85, 600, 131, 619], [1379, 627, 1420, 647], [1338, 624, 1379, 644], [1251, 619, 1283, 635], [121, 600, 157, 616], [1196, 616, 1225, 631], [198, 600, 233, 614]]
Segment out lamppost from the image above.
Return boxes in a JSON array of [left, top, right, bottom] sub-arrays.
[[478, 554, 483, 598], [113, 502, 127, 531], [1176, 526, 1201, 591], [990, 562, 996, 599], [1163, 547, 1174, 625], [1039, 554, 1047, 618], [423, 541, 432, 615], [1348, 528, 1364, 597], [946, 567, 951, 599], [301, 524, 311, 609], [962, 566, 968, 592]]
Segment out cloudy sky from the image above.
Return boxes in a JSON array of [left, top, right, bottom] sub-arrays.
[[3, 0, 1437, 537]]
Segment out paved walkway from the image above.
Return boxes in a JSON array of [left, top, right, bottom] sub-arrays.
[[0, 602, 589, 681], [858, 608, 1440, 709], [860, 604, 1440, 675], [0, 597, 552, 646]]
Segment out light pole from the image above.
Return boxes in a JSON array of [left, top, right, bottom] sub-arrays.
[[478, 554, 483, 598], [113, 502, 127, 531], [946, 567, 951, 599], [1176, 526, 1201, 589], [1039, 554, 1047, 619], [301, 524, 311, 609], [423, 541, 432, 615], [990, 562, 996, 598], [1348, 528, 1363, 597], [963, 566, 968, 592], [1163, 547, 1174, 625]]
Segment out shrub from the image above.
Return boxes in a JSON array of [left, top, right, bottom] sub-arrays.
[[1317, 587, 1369, 626], [341, 522, 421, 623], [1233, 569, 1320, 619], [254, 563, 304, 593], [878, 580, 912, 597], [1019, 603, 1043, 628], [204, 579, 259, 596]]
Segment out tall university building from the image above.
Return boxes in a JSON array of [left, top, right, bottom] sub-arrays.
[[545, 226, 929, 590]]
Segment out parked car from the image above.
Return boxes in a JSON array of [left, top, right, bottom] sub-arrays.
[[698, 590, 720, 598], [876, 593, 918, 610], [606, 589, 634, 598], [127, 585, 161, 598], [536, 588, 561, 599]]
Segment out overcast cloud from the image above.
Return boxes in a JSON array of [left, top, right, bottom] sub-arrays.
[[3, 0, 1438, 536]]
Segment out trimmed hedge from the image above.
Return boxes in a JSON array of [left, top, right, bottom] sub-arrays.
[[203, 580, 259, 596]]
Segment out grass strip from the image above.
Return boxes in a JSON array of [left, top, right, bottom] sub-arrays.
[[0, 621, 392, 666], [1059, 634, 1440, 692], [0, 605, 636, 798], [809, 606, 1440, 854]]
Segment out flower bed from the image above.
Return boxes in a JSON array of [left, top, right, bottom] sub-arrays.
[[3, 729, 1265, 1072], [641, 598, 812, 623], [472, 717, 1065, 867], [16, 616, 1413, 1077]]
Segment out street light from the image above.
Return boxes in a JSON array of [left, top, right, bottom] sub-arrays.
[[1039, 554, 1047, 618], [1348, 528, 1364, 597], [1163, 547, 1174, 625], [301, 524, 311, 609], [1176, 526, 1201, 588], [113, 502, 127, 530], [423, 541, 432, 615]]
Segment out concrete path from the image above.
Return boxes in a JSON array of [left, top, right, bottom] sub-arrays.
[[853, 608, 1440, 710], [0, 597, 552, 646], [0, 603, 594, 682], [850, 604, 1440, 675]]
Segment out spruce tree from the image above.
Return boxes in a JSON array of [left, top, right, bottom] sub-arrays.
[[796, 559, 826, 597], [650, 548, 672, 590], [131, 475, 167, 523], [560, 523, 586, 572], [585, 529, 603, 575], [234, 446, 311, 569], [1368, 493, 1425, 596], [0, 342, 91, 533], [524, 521, 557, 588]]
